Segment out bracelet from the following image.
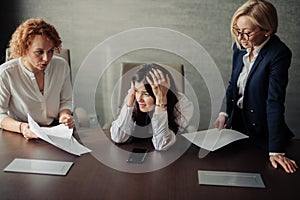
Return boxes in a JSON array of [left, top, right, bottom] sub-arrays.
[[155, 104, 167, 108], [19, 122, 24, 133]]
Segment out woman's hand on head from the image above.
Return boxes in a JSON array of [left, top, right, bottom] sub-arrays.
[[126, 81, 136, 107], [146, 68, 170, 99], [269, 154, 298, 173], [59, 113, 75, 128]]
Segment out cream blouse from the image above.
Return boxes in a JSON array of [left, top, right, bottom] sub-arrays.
[[0, 56, 72, 127]]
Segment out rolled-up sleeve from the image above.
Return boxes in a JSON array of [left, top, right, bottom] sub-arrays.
[[110, 104, 135, 143], [152, 111, 176, 151], [0, 75, 10, 126]]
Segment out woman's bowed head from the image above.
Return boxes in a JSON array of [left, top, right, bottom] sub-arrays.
[[110, 63, 194, 151]]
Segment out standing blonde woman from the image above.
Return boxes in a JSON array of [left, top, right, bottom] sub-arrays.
[[214, 0, 298, 173], [0, 18, 74, 139]]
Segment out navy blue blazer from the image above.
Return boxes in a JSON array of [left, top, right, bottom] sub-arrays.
[[225, 35, 294, 152]]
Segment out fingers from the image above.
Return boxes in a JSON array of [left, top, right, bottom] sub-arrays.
[[22, 124, 38, 140], [147, 68, 170, 88], [129, 81, 135, 94], [59, 114, 75, 128], [214, 119, 222, 130], [126, 81, 136, 107], [270, 155, 298, 173], [269, 157, 278, 169], [214, 116, 226, 130]]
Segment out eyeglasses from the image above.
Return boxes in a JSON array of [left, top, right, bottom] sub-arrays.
[[232, 28, 261, 41]]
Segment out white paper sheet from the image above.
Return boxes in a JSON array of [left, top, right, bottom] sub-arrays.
[[28, 114, 91, 156], [4, 158, 73, 176], [40, 124, 73, 139], [182, 128, 249, 151]]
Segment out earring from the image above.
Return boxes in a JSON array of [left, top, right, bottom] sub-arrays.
[[265, 34, 269, 37]]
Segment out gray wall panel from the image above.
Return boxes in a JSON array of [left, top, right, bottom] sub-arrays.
[[1, 0, 299, 137]]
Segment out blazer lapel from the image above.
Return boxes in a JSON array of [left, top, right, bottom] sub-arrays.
[[232, 50, 246, 96], [246, 42, 269, 85], [247, 53, 264, 83]]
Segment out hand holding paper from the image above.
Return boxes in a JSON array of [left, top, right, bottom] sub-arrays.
[[28, 114, 91, 156]]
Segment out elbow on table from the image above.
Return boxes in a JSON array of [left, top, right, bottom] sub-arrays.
[[110, 133, 128, 144], [111, 135, 121, 143], [153, 136, 177, 151]]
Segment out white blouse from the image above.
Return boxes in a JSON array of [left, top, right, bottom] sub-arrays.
[[0, 56, 72, 127], [110, 92, 194, 151], [237, 37, 270, 109]]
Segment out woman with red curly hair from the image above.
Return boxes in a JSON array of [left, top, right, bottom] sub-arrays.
[[0, 18, 74, 139]]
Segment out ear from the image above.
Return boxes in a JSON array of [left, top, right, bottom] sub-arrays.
[[264, 30, 272, 37]]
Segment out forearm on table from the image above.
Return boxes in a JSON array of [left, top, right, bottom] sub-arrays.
[[110, 105, 134, 143], [1, 117, 27, 134], [110, 123, 131, 143]]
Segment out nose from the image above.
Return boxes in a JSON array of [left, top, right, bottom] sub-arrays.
[[238, 33, 243, 40], [42, 52, 51, 61], [238, 33, 248, 41], [136, 93, 143, 102]]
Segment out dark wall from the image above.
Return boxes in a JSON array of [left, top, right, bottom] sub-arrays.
[[0, 0, 20, 63]]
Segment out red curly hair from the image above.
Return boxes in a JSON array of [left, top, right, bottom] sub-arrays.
[[8, 18, 62, 59]]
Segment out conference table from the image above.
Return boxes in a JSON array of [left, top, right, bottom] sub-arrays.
[[1, 128, 299, 200]]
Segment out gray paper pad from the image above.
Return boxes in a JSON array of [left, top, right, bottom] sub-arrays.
[[198, 170, 265, 188], [4, 158, 73, 176]]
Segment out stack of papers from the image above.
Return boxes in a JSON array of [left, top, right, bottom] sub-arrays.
[[182, 128, 249, 151], [28, 114, 91, 156]]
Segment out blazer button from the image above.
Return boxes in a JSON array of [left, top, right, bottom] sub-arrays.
[[250, 109, 254, 113], [252, 123, 256, 126]]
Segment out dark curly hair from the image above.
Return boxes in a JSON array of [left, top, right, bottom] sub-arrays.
[[132, 63, 180, 134]]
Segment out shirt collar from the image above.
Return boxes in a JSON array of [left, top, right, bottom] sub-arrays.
[[246, 36, 270, 56], [19, 57, 50, 78]]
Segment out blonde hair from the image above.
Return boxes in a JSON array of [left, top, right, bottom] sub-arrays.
[[230, 0, 278, 49], [8, 18, 62, 59]]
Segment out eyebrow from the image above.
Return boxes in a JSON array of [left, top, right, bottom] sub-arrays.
[[135, 87, 147, 92], [234, 26, 255, 32], [34, 47, 54, 51]]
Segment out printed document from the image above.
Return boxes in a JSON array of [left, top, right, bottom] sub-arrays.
[[182, 128, 248, 151], [28, 114, 91, 156]]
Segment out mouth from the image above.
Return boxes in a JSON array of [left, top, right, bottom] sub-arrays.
[[139, 104, 146, 109], [39, 63, 48, 69], [241, 41, 248, 45]]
